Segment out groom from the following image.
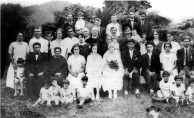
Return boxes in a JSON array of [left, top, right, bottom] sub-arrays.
[[121, 39, 142, 97]]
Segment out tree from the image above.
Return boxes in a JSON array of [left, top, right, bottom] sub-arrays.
[[1, 3, 32, 76]]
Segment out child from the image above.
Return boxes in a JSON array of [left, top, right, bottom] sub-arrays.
[[155, 71, 172, 102], [33, 81, 51, 107], [171, 75, 186, 104], [185, 79, 194, 103], [49, 76, 61, 106], [60, 79, 73, 106], [146, 106, 162, 118], [77, 76, 93, 109], [14, 58, 25, 96]]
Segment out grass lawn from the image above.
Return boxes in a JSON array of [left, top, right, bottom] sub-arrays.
[[1, 80, 194, 118]]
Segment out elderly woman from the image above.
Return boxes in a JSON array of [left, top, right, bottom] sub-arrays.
[[6, 32, 29, 89], [67, 44, 86, 98], [102, 42, 124, 99]]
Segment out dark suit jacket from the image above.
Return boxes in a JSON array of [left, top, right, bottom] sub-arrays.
[[62, 21, 75, 38], [177, 48, 194, 72], [123, 18, 141, 36], [121, 49, 142, 73], [48, 55, 68, 78], [25, 52, 48, 76], [119, 38, 140, 52], [139, 19, 152, 41], [98, 27, 106, 42], [141, 53, 161, 75]]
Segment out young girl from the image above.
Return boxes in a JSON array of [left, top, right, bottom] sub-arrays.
[[49, 76, 61, 106], [60, 79, 74, 106], [33, 81, 51, 107], [14, 58, 25, 96], [155, 71, 172, 102], [77, 76, 93, 109], [86, 44, 103, 100], [171, 75, 186, 104]]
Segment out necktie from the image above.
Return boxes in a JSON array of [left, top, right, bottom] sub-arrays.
[[149, 54, 151, 66], [186, 48, 189, 65]]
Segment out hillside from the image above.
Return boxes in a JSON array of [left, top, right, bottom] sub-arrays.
[[25, 1, 72, 26]]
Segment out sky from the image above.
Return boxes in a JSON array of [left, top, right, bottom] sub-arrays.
[[1, 0, 194, 23]]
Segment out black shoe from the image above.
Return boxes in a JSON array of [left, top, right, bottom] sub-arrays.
[[77, 104, 83, 109]]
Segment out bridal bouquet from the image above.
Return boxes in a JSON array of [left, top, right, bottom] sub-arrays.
[[107, 60, 119, 71]]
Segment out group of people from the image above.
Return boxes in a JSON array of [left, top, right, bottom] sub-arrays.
[[6, 11, 194, 108]]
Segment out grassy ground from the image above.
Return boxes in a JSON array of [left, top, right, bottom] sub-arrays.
[[1, 80, 194, 118]]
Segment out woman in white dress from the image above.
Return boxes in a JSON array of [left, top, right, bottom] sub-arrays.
[[6, 33, 29, 89], [86, 44, 103, 100], [67, 44, 86, 98], [102, 42, 124, 99], [160, 42, 178, 83]]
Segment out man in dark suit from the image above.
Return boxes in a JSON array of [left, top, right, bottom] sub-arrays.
[[121, 39, 142, 97], [139, 12, 152, 41], [94, 17, 106, 42], [119, 26, 140, 52], [177, 36, 194, 73], [142, 42, 160, 94], [123, 11, 141, 36], [63, 14, 75, 38], [25, 42, 48, 100]]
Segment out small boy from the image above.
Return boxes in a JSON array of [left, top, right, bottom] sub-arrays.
[[49, 76, 61, 106], [60, 79, 73, 106], [33, 81, 51, 107], [146, 106, 162, 118], [171, 75, 186, 105], [185, 79, 194, 103], [14, 58, 25, 96], [156, 71, 172, 102], [77, 76, 93, 109]]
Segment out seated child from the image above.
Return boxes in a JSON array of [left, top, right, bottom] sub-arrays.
[[77, 76, 93, 109], [171, 75, 186, 104], [155, 71, 172, 102], [146, 106, 161, 118], [185, 79, 194, 103], [14, 58, 25, 96], [33, 81, 51, 106], [60, 79, 73, 106], [49, 76, 61, 106]]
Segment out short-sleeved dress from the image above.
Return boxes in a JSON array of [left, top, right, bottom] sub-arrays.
[[6, 41, 29, 89], [86, 54, 103, 88], [67, 55, 86, 90]]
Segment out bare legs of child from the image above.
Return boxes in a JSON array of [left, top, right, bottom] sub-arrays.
[[77, 97, 91, 108]]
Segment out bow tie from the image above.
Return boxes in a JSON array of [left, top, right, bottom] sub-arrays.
[[131, 19, 134, 21], [35, 53, 40, 55]]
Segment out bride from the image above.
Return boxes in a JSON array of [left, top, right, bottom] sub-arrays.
[[102, 42, 124, 99]]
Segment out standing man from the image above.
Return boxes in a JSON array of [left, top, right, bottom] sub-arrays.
[[121, 39, 142, 97], [62, 27, 79, 59], [123, 10, 140, 36], [139, 12, 152, 41], [177, 36, 194, 73], [29, 27, 48, 53], [94, 17, 106, 42], [45, 31, 53, 57], [106, 15, 122, 38], [141, 42, 160, 94], [25, 42, 48, 100], [63, 14, 75, 38]]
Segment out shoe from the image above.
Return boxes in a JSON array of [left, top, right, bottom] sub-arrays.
[[150, 89, 154, 94], [77, 104, 83, 109]]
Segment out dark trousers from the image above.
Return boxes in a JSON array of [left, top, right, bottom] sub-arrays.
[[26, 75, 45, 99], [123, 72, 140, 92], [143, 72, 158, 91]]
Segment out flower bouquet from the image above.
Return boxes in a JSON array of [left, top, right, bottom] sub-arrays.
[[107, 60, 119, 71]]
